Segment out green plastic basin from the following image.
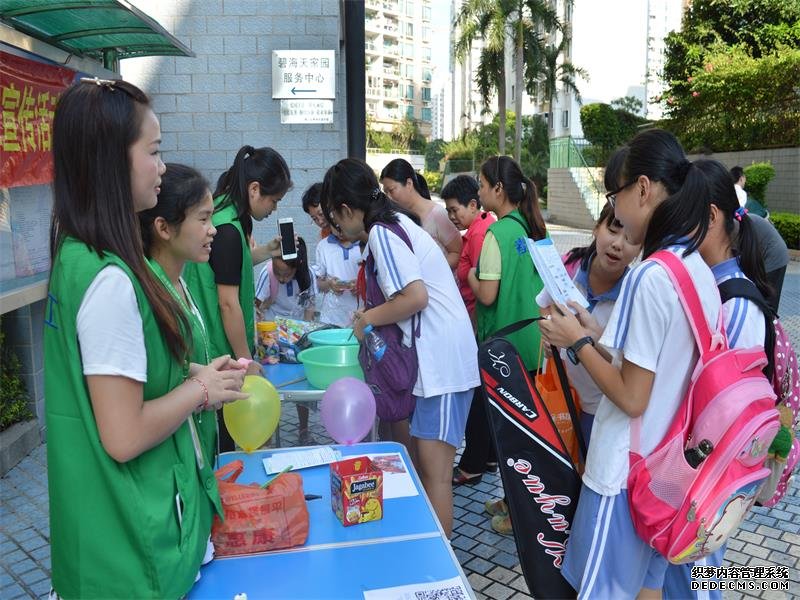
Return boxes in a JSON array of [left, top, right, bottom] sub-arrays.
[[297, 345, 364, 389], [307, 328, 359, 347]]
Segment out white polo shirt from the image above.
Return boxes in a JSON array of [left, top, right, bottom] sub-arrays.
[[312, 235, 361, 327], [583, 246, 720, 496]]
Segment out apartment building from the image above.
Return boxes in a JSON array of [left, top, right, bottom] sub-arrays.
[[365, 0, 434, 138]]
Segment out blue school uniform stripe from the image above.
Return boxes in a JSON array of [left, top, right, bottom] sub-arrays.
[[376, 226, 404, 292], [613, 261, 658, 349], [580, 493, 615, 598]]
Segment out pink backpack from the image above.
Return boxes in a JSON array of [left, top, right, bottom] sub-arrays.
[[718, 277, 800, 507], [626, 250, 780, 564]]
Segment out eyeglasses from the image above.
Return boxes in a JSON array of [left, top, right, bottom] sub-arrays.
[[605, 180, 636, 208]]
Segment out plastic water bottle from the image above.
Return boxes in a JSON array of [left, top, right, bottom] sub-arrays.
[[684, 439, 714, 468], [363, 324, 386, 361]]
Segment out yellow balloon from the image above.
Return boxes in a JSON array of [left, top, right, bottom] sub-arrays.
[[223, 375, 281, 453]]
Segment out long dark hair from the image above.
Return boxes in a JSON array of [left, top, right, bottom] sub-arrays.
[[51, 79, 189, 361], [695, 159, 772, 300], [604, 129, 710, 259], [321, 158, 420, 231], [214, 145, 292, 237], [565, 203, 619, 271], [480, 156, 546, 241], [274, 237, 312, 294], [139, 163, 210, 257], [380, 158, 431, 199]]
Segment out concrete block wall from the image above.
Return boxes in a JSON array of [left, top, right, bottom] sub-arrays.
[[687, 147, 800, 215], [546, 168, 598, 230], [121, 0, 347, 255]]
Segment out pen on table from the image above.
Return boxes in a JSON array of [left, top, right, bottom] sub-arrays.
[[261, 465, 292, 489]]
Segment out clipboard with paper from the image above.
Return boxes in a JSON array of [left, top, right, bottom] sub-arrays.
[[527, 238, 589, 313]]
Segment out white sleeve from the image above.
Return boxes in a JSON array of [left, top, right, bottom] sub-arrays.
[[254, 262, 271, 302], [599, 262, 669, 372], [77, 266, 147, 382], [368, 225, 422, 299], [312, 242, 327, 279]]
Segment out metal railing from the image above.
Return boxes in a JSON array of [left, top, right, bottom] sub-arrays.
[[549, 137, 606, 219]]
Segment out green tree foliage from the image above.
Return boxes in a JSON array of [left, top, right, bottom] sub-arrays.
[[579, 102, 647, 165], [0, 322, 32, 431], [366, 116, 427, 154], [611, 96, 644, 115], [660, 0, 800, 151], [442, 112, 550, 193], [770, 213, 800, 249], [425, 139, 447, 171], [743, 162, 776, 204]]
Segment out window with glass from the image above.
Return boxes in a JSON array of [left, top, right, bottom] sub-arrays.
[[422, 5, 431, 20], [422, 47, 431, 62], [421, 87, 431, 102], [406, 84, 414, 100], [404, 43, 414, 58], [406, 1, 414, 17], [406, 22, 414, 37], [421, 107, 432, 121], [422, 26, 431, 42], [406, 105, 415, 119]]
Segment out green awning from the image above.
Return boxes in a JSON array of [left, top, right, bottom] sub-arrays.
[[0, 0, 193, 69]]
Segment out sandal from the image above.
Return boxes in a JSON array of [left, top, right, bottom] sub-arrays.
[[452, 467, 483, 486]]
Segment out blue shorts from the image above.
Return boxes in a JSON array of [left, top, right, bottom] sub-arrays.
[[562, 485, 668, 599], [410, 389, 473, 448], [661, 546, 724, 600]]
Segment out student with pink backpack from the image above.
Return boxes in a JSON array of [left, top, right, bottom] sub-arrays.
[[661, 159, 797, 599], [540, 130, 740, 597]]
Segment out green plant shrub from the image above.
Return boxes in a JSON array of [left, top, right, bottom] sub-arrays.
[[423, 170, 442, 195], [0, 322, 32, 430], [743, 162, 776, 205], [580, 103, 647, 166], [770, 213, 800, 250], [425, 139, 446, 172]]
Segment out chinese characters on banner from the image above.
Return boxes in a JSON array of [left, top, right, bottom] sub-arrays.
[[1, 51, 75, 188]]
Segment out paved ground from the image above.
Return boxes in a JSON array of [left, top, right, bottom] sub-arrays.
[[1, 226, 798, 599]]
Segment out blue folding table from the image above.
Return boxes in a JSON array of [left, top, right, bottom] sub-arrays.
[[189, 441, 474, 599]]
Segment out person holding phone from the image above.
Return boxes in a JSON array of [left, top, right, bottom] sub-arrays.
[[184, 145, 292, 452]]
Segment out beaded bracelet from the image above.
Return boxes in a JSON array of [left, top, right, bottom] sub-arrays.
[[189, 377, 209, 410]]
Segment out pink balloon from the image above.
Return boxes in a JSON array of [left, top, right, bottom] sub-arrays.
[[321, 377, 376, 445]]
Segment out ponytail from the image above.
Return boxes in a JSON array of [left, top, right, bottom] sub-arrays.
[[694, 159, 773, 301], [606, 129, 710, 259], [414, 171, 431, 199], [216, 145, 292, 237], [480, 156, 546, 241]]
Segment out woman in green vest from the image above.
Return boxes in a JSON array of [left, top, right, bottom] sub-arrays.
[[139, 163, 221, 465], [457, 155, 547, 533], [183, 146, 292, 451], [45, 78, 248, 599]]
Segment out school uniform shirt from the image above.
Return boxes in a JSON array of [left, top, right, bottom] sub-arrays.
[[312, 234, 361, 327], [583, 246, 720, 496], [254, 259, 316, 321], [711, 257, 766, 349], [456, 211, 496, 318], [366, 213, 479, 398], [562, 257, 628, 416]]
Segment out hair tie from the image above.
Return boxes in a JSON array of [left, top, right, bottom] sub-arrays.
[[734, 207, 748, 221], [675, 159, 692, 182], [370, 188, 380, 201]]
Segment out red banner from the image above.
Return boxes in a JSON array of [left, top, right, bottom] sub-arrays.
[[1, 51, 75, 188]]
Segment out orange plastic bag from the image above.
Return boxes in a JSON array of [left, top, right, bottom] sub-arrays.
[[211, 460, 309, 556], [534, 356, 583, 471]]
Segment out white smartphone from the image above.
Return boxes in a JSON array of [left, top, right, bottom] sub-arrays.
[[278, 217, 297, 260]]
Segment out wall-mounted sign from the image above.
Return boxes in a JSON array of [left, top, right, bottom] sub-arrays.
[[1, 51, 75, 188], [280, 99, 334, 124], [272, 50, 335, 99]]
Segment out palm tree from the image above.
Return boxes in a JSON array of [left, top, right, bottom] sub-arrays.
[[453, 0, 511, 154], [538, 33, 587, 137], [508, 0, 559, 162]]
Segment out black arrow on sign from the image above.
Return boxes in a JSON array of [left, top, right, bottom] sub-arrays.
[[291, 87, 316, 95]]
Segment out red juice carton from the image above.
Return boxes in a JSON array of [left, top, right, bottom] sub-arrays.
[[330, 456, 384, 526]]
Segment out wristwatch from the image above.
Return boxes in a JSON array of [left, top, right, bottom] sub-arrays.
[[567, 336, 595, 365]]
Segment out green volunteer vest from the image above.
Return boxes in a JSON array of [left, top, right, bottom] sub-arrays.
[[148, 258, 220, 473], [476, 209, 544, 371], [45, 238, 220, 599], [183, 196, 255, 358]]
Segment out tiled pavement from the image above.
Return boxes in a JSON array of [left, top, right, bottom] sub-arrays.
[[1, 226, 798, 599]]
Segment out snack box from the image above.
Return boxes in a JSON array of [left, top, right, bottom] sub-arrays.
[[330, 456, 384, 526]]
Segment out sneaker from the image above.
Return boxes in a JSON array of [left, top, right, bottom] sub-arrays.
[[484, 499, 508, 517], [491, 514, 514, 536]]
